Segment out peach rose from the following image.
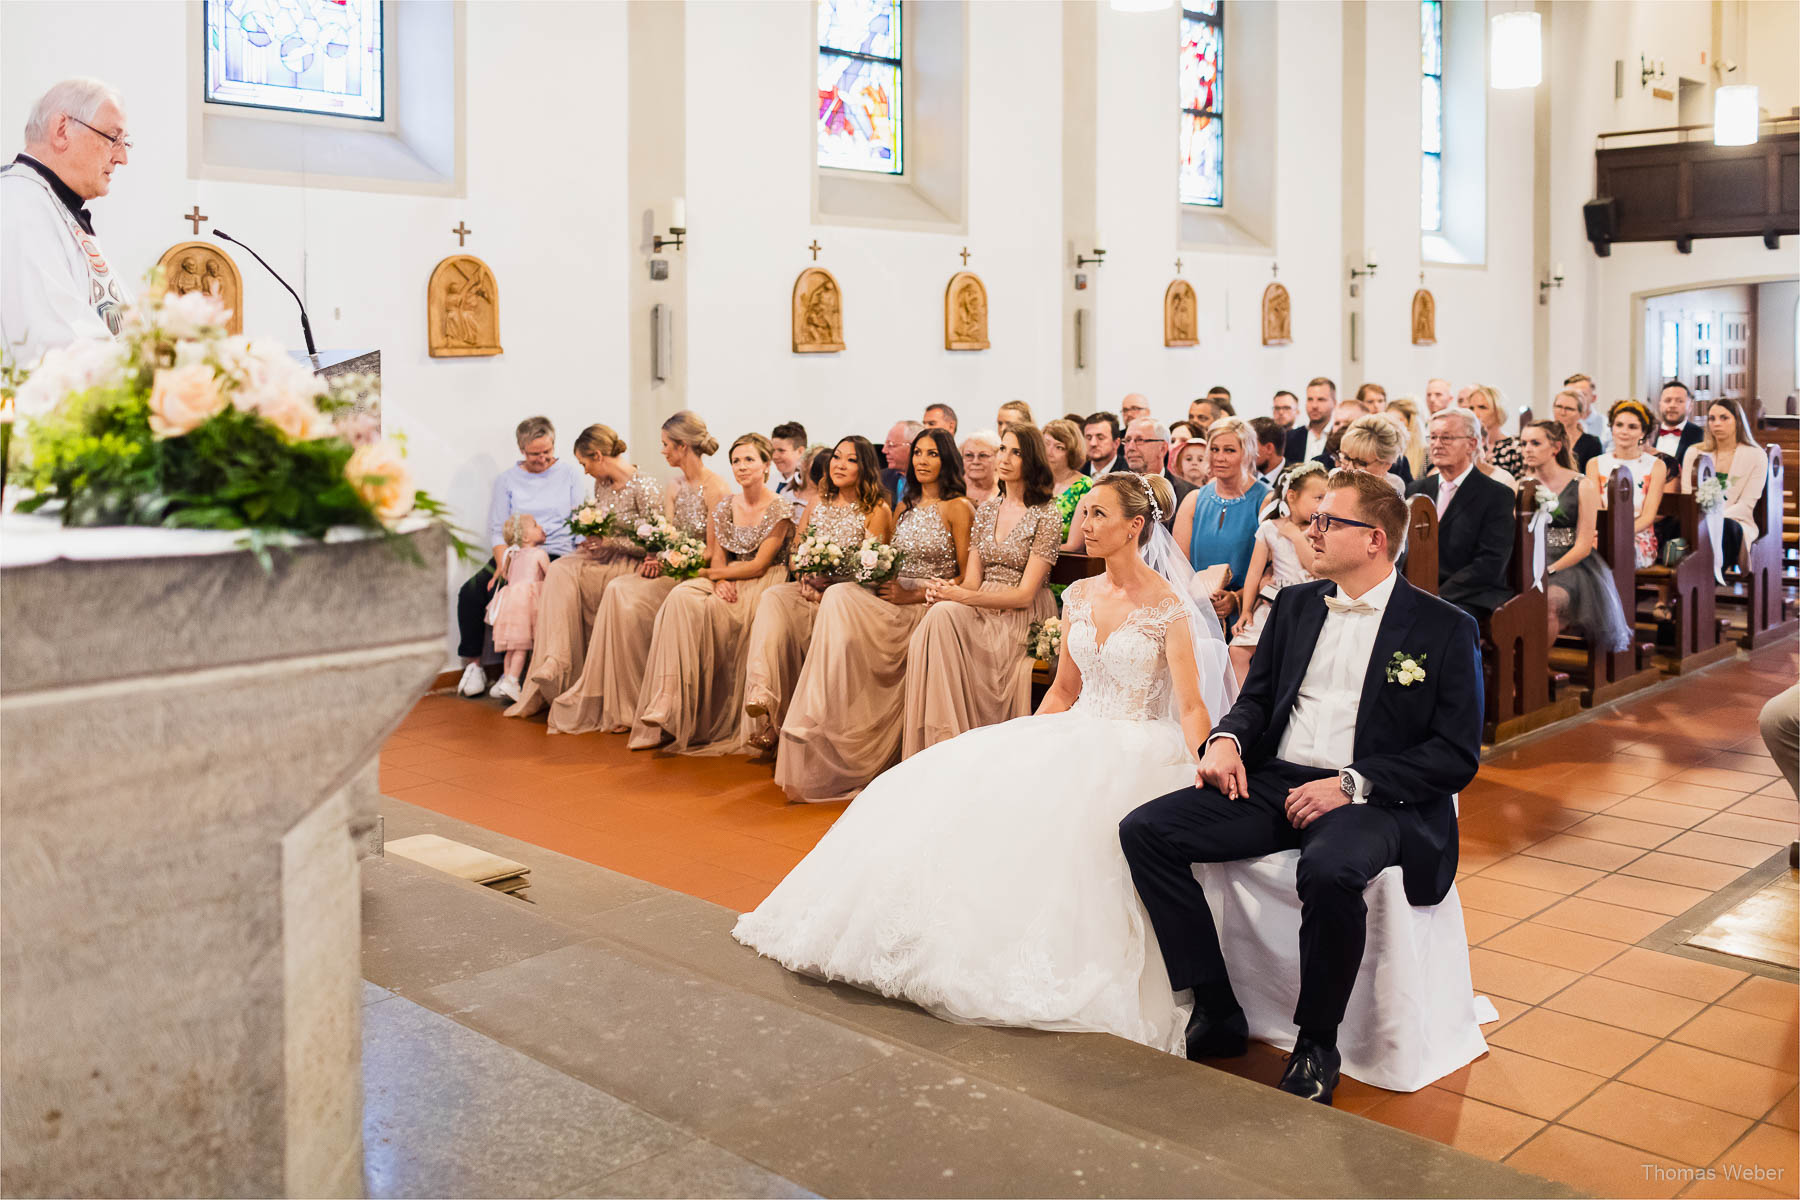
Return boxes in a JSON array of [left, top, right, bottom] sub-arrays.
[[147, 362, 226, 439], [345, 439, 415, 527], [259, 395, 335, 442]]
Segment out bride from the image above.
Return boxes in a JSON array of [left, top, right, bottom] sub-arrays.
[[733, 472, 1235, 1052]]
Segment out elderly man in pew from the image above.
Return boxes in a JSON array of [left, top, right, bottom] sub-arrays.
[[1121, 472, 1484, 1107], [1405, 407, 1516, 622]]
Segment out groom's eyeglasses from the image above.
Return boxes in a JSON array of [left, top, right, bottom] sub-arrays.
[[1306, 513, 1377, 534]]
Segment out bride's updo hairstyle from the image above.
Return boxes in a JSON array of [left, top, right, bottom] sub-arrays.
[[1094, 472, 1175, 546]]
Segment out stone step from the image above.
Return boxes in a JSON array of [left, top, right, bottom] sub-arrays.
[[364, 796, 1573, 1199]]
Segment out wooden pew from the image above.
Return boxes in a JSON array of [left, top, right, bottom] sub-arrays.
[[1483, 481, 1582, 743], [1727, 442, 1798, 648], [1552, 468, 1661, 707], [1634, 456, 1735, 674], [1402, 495, 1439, 592]]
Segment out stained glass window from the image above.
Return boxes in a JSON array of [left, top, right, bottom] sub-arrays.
[[1421, 0, 1443, 232], [204, 0, 384, 121], [1179, 3, 1224, 207], [818, 0, 903, 174]]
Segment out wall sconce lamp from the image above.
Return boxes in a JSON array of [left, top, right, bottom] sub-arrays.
[[1639, 55, 1666, 88], [653, 197, 687, 253], [1075, 233, 1107, 269], [1538, 262, 1565, 304], [1347, 248, 1377, 296]]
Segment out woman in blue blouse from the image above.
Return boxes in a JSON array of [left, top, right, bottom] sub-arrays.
[[1172, 416, 1270, 624]]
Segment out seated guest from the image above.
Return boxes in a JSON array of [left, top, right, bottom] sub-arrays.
[[962, 429, 1001, 506], [1473, 424, 1519, 492], [1083, 411, 1128, 476], [1466, 385, 1524, 479], [1587, 399, 1667, 569], [1168, 420, 1196, 469], [1285, 377, 1337, 465], [1407, 407, 1516, 621], [1119, 394, 1151, 428], [1520, 421, 1631, 651], [881, 420, 923, 505], [777, 427, 974, 802], [630, 446, 795, 754], [508, 424, 666, 717], [789, 444, 829, 526], [1249, 417, 1286, 489], [1174, 437, 1210, 487], [1383, 396, 1429, 481], [1043, 418, 1094, 548], [1121, 471, 1483, 1104], [904, 423, 1060, 756], [1424, 378, 1453, 415], [456, 416, 586, 698], [1564, 373, 1609, 451], [923, 402, 958, 434], [740, 436, 894, 751], [1550, 390, 1603, 472], [549, 412, 731, 735], [1270, 389, 1299, 433], [997, 400, 1035, 431], [1174, 416, 1271, 625], [1354, 382, 1388, 413], [1653, 380, 1705, 471], [1190, 389, 1234, 429], [1123, 417, 1197, 528], [1681, 398, 1767, 574], [770, 421, 808, 494], [1337, 415, 1408, 495], [1229, 462, 1326, 684]]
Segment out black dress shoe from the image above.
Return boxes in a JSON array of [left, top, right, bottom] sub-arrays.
[[1184, 1006, 1249, 1060], [1276, 1038, 1341, 1105]]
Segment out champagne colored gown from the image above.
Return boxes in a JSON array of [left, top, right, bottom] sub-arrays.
[[506, 471, 664, 718], [775, 502, 964, 803], [629, 496, 795, 754], [902, 496, 1060, 758], [547, 481, 712, 735], [740, 501, 875, 746]]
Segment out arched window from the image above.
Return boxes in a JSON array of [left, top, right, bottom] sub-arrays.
[[1421, 0, 1443, 232], [817, 0, 903, 175], [1180, 1, 1224, 208]]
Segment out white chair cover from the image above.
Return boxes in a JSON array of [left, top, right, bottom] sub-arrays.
[[1194, 853, 1496, 1093]]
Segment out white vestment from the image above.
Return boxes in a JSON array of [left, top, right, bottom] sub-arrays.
[[0, 161, 128, 367]]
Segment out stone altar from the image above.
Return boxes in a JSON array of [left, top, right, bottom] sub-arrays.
[[0, 519, 448, 1196]]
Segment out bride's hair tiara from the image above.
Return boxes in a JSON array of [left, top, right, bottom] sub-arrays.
[[1135, 473, 1163, 524]]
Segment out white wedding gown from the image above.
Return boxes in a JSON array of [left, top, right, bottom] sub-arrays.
[[733, 576, 1233, 1054]]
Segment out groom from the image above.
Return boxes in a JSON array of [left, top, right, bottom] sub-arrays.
[[1119, 470, 1483, 1105]]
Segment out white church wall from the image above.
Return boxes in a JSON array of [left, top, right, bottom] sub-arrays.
[[681, 0, 1066, 448], [1, 0, 630, 654], [1756, 280, 1798, 408]]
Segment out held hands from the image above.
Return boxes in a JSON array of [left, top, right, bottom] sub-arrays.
[[1209, 587, 1235, 619], [1284, 778, 1349, 830], [876, 580, 918, 604], [1197, 737, 1249, 800], [799, 579, 825, 604], [715, 579, 739, 604], [639, 557, 664, 579], [925, 581, 969, 605]]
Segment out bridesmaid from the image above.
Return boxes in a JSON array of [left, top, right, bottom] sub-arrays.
[[630, 434, 795, 754], [902, 422, 1061, 758], [776, 427, 974, 802], [741, 436, 894, 751], [506, 424, 663, 718], [548, 411, 729, 735]]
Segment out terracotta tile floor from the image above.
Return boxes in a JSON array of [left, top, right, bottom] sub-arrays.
[[383, 641, 1800, 1197]]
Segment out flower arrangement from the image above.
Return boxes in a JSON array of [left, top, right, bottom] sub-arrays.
[[1386, 650, 1427, 686], [791, 533, 847, 580], [850, 537, 904, 586], [629, 514, 688, 554], [567, 502, 612, 540], [1695, 475, 1727, 514], [2, 284, 466, 565], [1026, 617, 1064, 663], [658, 536, 708, 580], [1532, 487, 1561, 519]]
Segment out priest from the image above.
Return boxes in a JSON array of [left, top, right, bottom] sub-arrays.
[[1, 78, 133, 367]]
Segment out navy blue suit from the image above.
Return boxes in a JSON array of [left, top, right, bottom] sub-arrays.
[[1119, 574, 1483, 1031]]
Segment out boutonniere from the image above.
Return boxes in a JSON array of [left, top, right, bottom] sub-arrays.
[[1387, 651, 1427, 686]]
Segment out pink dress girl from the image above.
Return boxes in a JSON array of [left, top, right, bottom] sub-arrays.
[[485, 514, 551, 701]]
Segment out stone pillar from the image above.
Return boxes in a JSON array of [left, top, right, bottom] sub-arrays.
[[0, 526, 448, 1197]]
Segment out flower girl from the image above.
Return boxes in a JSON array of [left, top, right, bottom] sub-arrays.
[[1228, 462, 1326, 683], [486, 514, 551, 702]]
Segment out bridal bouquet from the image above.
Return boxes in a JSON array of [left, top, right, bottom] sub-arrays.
[[850, 537, 903, 586], [629, 513, 687, 553], [791, 532, 848, 581], [567, 502, 613, 540], [1026, 616, 1064, 663], [1695, 474, 1727, 514], [3, 284, 467, 565], [658, 536, 708, 580]]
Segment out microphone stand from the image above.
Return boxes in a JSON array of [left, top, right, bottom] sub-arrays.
[[211, 229, 318, 367]]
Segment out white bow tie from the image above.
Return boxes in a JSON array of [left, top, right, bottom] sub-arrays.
[[1323, 593, 1377, 616]]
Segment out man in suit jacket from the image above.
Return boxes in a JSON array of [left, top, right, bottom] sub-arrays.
[[1651, 381, 1705, 473], [1284, 376, 1338, 466], [1406, 407, 1515, 621], [1082, 411, 1129, 477], [1120, 471, 1483, 1105]]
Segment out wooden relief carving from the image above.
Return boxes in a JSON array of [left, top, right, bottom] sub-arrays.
[[428, 255, 503, 358], [792, 268, 845, 354], [1411, 288, 1437, 346], [1164, 279, 1198, 348], [1260, 282, 1291, 347], [944, 272, 989, 351], [156, 242, 243, 334]]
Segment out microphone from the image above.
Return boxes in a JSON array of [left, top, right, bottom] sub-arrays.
[[211, 229, 317, 358]]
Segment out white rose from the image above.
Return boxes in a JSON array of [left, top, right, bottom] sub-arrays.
[[859, 548, 879, 568], [636, 522, 655, 538], [1401, 659, 1418, 673], [158, 289, 232, 339], [577, 506, 599, 525], [14, 338, 129, 418]]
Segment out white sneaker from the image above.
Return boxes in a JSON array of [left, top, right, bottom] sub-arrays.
[[489, 675, 522, 703], [457, 662, 488, 697]]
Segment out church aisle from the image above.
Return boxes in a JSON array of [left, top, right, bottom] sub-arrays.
[[381, 640, 1798, 1198]]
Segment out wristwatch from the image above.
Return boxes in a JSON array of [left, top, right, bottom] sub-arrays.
[[1339, 769, 1358, 802]]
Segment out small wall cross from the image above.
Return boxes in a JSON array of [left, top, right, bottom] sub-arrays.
[[1271, 262, 1279, 279], [452, 221, 472, 247], [959, 247, 971, 266], [1174, 257, 1183, 275], [808, 240, 822, 261], [184, 205, 207, 235]]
